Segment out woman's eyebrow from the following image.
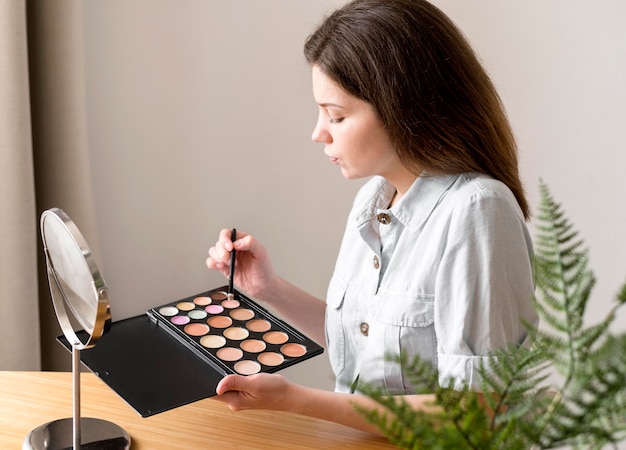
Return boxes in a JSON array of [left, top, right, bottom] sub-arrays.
[[318, 102, 346, 109]]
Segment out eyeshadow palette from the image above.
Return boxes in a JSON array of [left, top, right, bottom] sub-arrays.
[[146, 287, 324, 377], [58, 286, 324, 417]]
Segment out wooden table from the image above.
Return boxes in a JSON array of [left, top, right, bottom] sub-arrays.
[[0, 371, 396, 449]]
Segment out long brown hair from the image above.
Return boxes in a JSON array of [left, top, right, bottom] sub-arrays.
[[304, 0, 530, 219]]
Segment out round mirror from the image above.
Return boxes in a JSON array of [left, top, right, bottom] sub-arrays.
[[25, 208, 129, 450], [40, 208, 111, 349]]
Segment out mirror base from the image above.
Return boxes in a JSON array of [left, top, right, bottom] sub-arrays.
[[23, 417, 130, 450]]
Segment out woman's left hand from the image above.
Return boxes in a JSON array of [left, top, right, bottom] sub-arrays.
[[214, 372, 395, 435], [214, 373, 294, 412]]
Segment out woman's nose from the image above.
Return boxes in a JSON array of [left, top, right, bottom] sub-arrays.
[[311, 119, 331, 144]]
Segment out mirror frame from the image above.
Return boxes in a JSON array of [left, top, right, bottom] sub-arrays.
[[41, 207, 111, 350]]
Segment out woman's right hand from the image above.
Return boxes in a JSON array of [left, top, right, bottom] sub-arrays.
[[206, 229, 277, 299]]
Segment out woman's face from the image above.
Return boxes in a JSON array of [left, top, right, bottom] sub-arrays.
[[311, 66, 404, 182]]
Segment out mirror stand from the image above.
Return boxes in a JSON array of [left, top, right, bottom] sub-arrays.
[[23, 347, 130, 450], [24, 208, 130, 450]]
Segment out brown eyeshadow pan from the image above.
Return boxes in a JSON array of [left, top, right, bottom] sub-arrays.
[[210, 291, 228, 301]]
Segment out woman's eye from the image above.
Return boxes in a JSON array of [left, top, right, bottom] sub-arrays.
[[328, 117, 344, 124]]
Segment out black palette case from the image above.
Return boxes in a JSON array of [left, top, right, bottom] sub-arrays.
[[59, 287, 324, 417]]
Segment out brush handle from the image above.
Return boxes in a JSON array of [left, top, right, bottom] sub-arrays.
[[228, 228, 236, 295]]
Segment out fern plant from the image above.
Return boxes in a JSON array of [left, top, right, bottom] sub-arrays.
[[357, 180, 626, 449]]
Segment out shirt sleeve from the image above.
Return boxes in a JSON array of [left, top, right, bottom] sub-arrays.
[[433, 185, 537, 390]]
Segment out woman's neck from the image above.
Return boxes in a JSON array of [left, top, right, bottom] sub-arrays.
[[387, 171, 420, 207]]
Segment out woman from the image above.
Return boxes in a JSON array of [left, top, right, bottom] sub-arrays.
[[206, 0, 536, 434]]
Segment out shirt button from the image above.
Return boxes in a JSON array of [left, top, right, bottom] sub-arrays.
[[377, 213, 391, 225], [373, 255, 380, 269], [360, 322, 369, 336]]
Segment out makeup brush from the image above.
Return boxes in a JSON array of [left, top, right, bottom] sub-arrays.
[[227, 228, 236, 300]]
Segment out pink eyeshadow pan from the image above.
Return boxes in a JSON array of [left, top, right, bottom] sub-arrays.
[[171, 315, 190, 325], [234, 360, 261, 375], [205, 304, 224, 314]]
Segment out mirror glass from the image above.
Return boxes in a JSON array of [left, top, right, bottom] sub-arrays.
[[40, 208, 111, 349]]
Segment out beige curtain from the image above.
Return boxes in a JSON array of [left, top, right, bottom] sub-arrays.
[[1, 0, 100, 371], [0, 0, 38, 370]]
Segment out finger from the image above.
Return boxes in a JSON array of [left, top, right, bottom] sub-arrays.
[[207, 244, 228, 264], [216, 374, 245, 395], [219, 228, 236, 251], [205, 255, 224, 272], [212, 390, 237, 408], [213, 232, 240, 262], [232, 233, 253, 251]]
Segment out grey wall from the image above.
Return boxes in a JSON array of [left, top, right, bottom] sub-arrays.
[[82, 0, 626, 395]]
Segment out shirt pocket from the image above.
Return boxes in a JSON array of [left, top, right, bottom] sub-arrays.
[[325, 275, 347, 376], [369, 292, 437, 393]]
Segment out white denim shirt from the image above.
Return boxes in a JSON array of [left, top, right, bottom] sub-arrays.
[[325, 173, 537, 393]]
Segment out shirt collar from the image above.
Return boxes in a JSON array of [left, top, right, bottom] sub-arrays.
[[354, 174, 460, 233]]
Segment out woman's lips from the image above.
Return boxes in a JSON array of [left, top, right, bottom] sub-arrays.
[[324, 150, 339, 164]]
